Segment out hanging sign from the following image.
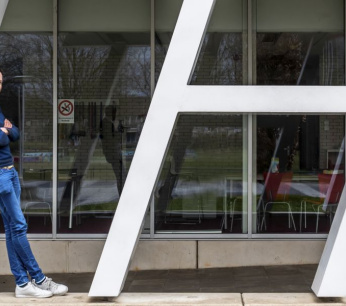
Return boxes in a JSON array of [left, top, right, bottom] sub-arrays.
[[58, 99, 74, 123]]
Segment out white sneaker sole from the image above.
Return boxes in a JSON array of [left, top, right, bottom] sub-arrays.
[[52, 288, 68, 296], [15, 293, 53, 298]]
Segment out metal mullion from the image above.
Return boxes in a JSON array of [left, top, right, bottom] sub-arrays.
[[151, 0, 155, 97], [247, 0, 255, 238], [148, 0, 155, 239], [153, 234, 249, 240], [247, 0, 252, 86], [251, 234, 328, 239], [57, 234, 108, 239], [150, 195, 155, 238], [242, 0, 247, 85], [247, 115, 252, 238], [54, 234, 330, 240], [26, 234, 54, 239], [251, 0, 256, 85], [52, 0, 58, 239], [248, 0, 257, 239]]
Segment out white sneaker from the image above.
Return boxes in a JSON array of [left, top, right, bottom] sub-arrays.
[[33, 277, 68, 296], [15, 282, 53, 298]]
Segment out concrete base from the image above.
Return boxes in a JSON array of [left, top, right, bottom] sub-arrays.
[[0, 240, 326, 274], [242, 293, 346, 305], [0, 293, 242, 305], [198, 241, 326, 268], [1, 293, 346, 305]]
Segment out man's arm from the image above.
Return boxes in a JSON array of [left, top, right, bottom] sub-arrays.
[[4, 119, 20, 142], [0, 127, 10, 146]]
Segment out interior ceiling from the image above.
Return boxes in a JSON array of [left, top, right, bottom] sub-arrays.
[[62, 32, 150, 47]]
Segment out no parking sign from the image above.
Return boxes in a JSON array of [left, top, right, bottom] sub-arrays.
[[58, 99, 74, 123]]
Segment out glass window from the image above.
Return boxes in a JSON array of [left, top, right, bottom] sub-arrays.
[[254, 115, 345, 234], [57, 0, 150, 234], [0, 0, 53, 234], [190, 0, 247, 85], [256, 0, 344, 85], [155, 114, 247, 234], [0, 0, 342, 240]]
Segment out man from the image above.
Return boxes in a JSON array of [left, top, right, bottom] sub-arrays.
[[100, 105, 123, 195], [0, 69, 68, 298]]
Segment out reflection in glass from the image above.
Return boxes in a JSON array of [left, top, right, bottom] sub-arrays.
[[155, 114, 246, 234], [190, 0, 245, 85], [0, 33, 53, 234], [256, 0, 344, 85], [257, 33, 345, 85], [255, 115, 345, 234], [57, 31, 150, 233], [191, 33, 243, 85]]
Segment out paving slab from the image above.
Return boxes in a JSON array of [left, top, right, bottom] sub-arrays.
[[0, 292, 242, 305], [0, 265, 317, 293], [243, 293, 346, 305]]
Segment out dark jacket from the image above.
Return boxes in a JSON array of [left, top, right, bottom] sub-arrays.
[[0, 107, 20, 167]]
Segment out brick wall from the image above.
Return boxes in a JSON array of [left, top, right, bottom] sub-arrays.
[[319, 115, 344, 170]]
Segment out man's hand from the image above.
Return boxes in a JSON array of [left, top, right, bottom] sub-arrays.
[[0, 127, 8, 135], [4, 119, 12, 129]]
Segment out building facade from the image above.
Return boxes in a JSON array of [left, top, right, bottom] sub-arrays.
[[0, 0, 345, 277]]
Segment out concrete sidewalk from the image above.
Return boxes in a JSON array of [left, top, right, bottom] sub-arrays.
[[1, 265, 346, 305], [1, 292, 346, 305]]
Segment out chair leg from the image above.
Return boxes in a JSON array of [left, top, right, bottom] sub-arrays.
[[229, 202, 234, 232], [299, 201, 305, 232], [262, 202, 296, 231], [316, 208, 320, 233], [289, 209, 296, 231], [299, 203, 302, 231], [260, 204, 268, 231]]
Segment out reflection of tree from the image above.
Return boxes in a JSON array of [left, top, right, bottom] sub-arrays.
[[210, 33, 243, 85], [0, 33, 53, 102], [156, 32, 243, 85], [286, 115, 306, 171], [257, 116, 303, 174], [191, 33, 243, 85], [0, 33, 53, 153], [58, 36, 110, 99], [58, 35, 151, 99], [257, 33, 305, 85], [155, 33, 170, 84], [124, 47, 150, 97], [257, 127, 280, 173]]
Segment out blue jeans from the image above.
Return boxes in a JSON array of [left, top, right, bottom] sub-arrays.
[[0, 167, 45, 286]]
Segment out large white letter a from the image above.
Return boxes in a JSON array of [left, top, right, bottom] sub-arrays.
[[89, 0, 346, 298], [89, 0, 216, 297]]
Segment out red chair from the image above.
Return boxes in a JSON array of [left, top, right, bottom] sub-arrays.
[[302, 173, 344, 232], [261, 172, 295, 231]]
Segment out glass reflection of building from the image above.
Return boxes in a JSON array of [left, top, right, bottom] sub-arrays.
[[0, 0, 345, 267]]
